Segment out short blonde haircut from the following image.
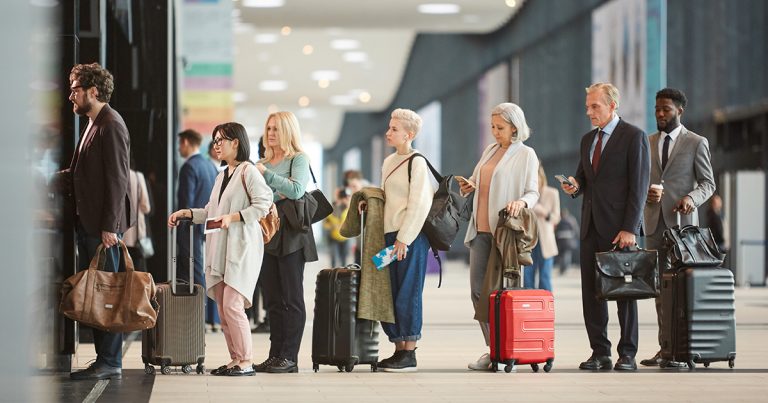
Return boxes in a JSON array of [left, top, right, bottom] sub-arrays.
[[262, 111, 305, 161], [586, 82, 620, 109], [491, 102, 531, 142], [391, 108, 423, 138]]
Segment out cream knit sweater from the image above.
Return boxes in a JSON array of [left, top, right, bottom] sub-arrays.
[[381, 151, 434, 245]]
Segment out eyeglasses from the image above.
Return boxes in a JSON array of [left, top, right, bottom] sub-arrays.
[[69, 85, 83, 96], [212, 137, 233, 147]]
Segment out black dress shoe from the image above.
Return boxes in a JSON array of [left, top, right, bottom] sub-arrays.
[[227, 365, 256, 376], [211, 365, 230, 376], [253, 357, 277, 373], [614, 356, 638, 371], [579, 355, 612, 370], [70, 363, 122, 380], [640, 351, 662, 366], [266, 358, 298, 373]]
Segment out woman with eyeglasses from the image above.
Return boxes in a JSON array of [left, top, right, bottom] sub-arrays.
[[168, 122, 273, 376]]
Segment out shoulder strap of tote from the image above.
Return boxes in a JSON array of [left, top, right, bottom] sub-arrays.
[[240, 163, 253, 203]]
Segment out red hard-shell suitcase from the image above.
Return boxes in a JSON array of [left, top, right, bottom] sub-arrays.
[[489, 278, 555, 372]]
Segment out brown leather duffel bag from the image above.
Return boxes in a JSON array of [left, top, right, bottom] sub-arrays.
[[59, 241, 158, 333]]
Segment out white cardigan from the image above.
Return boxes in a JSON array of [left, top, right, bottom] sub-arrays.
[[464, 142, 540, 245], [191, 163, 273, 308]]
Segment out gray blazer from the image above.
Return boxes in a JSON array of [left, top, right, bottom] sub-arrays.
[[643, 126, 716, 235]]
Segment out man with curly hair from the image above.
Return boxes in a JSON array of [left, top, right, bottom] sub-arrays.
[[56, 63, 133, 380]]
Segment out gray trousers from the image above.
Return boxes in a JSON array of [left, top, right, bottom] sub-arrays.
[[469, 232, 493, 346], [646, 213, 670, 348]]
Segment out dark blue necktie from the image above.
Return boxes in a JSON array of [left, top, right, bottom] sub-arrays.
[[661, 135, 671, 170]]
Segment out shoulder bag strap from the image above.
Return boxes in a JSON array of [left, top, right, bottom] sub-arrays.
[[240, 163, 253, 203], [407, 153, 442, 183], [383, 158, 411, 184]]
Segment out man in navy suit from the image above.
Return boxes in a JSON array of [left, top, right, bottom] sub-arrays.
[[177, 129, 219, 328], [562, 83, 650, 371], [58, 63, 133, 380]]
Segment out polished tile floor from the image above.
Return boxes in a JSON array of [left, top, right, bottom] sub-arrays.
[[62, 256, 768, 402]]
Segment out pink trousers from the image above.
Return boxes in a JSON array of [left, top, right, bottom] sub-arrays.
[[211, 282, 252, 361]]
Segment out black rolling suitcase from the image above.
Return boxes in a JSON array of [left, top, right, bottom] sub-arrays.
[[659, 267, 736, 369], [312, 211, 379, 372], [142, 218, 206, 375]]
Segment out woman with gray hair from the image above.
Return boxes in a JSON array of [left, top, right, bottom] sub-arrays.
[[456, 102, 540, 371]]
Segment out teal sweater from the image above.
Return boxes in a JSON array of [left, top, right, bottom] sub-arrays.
[[262, 153, 310, 202]]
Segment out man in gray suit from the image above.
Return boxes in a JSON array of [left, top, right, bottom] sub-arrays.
[[640, 88, 716, 367]]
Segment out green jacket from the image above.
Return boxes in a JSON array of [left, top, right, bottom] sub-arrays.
[[341, 187, 395, 323]]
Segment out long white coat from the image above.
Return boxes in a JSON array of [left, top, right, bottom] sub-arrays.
[[464, 141, 540, 245], [191, 163, 272, 308]]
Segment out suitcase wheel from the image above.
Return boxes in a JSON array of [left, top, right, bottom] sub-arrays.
[[196, 365, 205, 374], [543, 359, 553, 373], [344, 363, 354, 373], [371, 363, 378, 372], [703, 362, 710, 368], [336, 365, 344, 372], [161, 365, 171, 375], [490, 361, 498, 373], [686, 360, 695, 370], [144, 364, 155, 375], [728, 358, 735, 369], [182, 365, 193, 374], [313, 363, 319, 373], [529, 363, 538, 373]]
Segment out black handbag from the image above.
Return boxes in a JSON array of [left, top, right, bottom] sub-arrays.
[[595, 245, 659, 300], [662, 224, 724, 269], [288, 158, 332, 224], [407, 153, 468, 251]]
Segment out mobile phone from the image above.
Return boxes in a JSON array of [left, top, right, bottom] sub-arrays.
[[205, 218, 222, 234], [455, 176, 475, 188], [554, 174, 574, 187]]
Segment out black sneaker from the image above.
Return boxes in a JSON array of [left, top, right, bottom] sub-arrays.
[[381, 349, 417, 373], [253, 357, 277, 373], [377, 350, 404, 369], [266, 358, 298, 373]]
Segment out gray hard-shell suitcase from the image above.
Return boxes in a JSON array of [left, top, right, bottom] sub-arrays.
[[142, 218, 206, 375], [660, 267, 736, 369], [311, 211, 379, 372]]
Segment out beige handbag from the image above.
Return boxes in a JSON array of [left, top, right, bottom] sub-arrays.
[[59, 241, 158, 333]]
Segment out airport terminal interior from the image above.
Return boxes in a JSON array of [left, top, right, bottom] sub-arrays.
[[1, 0, 767, 401]]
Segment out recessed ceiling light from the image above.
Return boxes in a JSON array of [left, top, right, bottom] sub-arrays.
[[281, 26, 292, 36], [254, 33, 278, 44], [330, 39, 359, 50], [243, 0, 285, 8], [318, 79, 330, 89], [302, 45, 314, 55], [311, 70, 340, 81], [505, 0, 518, 8], [259, 80, 286, 92], [298, 96, 310, 107], [343, 51, 368, 63], [417, 3, 460, 14], [358, 92, 372, 103]]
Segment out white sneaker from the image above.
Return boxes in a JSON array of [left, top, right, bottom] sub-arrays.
[[468, 353, 492, 370]]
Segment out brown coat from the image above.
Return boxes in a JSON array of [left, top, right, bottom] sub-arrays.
[[474, 208, 538, 322], [341, 187, 395, 323]]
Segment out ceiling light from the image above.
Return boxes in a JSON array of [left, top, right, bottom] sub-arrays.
[[329, 95, 355, 106], [298, 96, 310, 107], [318, 79, 330, 89], [302, 45, 314, 55], [330, 39, 359, 50], [254, 33, 278, 44], [417, 3, 460, 14], [259, 80, 286, 92], [243, 0, 285, 7], [281, 26, 292, 36], [358, 92, 372, 103], [505, 0, 517, 7], [311, 70, 340, 81], [343, 51, 368, 63]]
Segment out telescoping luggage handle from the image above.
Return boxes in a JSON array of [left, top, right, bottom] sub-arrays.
[[170, 217, 194, 295]]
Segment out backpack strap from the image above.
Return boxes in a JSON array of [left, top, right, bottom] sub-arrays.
[[405, 152, 444, 288]]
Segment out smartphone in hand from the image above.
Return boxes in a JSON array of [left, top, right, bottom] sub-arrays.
[[455, 175, 476, 188], [554, 174, 575, 188]]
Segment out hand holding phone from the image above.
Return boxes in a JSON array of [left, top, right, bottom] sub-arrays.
[[554, 174, 574, 187], [455, 175, 476, 190]]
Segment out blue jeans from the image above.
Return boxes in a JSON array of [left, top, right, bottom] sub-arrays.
[[381, 232, 429, 342], [524, 244, 553, 292], [76, 221, 123, 368]]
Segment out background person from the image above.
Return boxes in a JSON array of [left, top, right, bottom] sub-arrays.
[[561, 83, 650, 372], [525, 163, 560, 291], [123, 165, 151, 271], [458, 102, 540, 371], [168, 122, 273, 376]]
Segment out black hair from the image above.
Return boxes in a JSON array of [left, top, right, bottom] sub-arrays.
[[656, 88, 688, 108], [212, 122, 250, 163], [178, 129, 203, 147]]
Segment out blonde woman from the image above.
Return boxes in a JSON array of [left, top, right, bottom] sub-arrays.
[[375, 108, 434, 372], [524, 163, 560, 291], [458, 102, 540, 371], [253, 111, 319, 373], [168, 122, 273, 376]]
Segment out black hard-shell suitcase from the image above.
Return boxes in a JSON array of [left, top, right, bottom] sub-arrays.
[[142, 218, 206, 375], [660, 267, 736, 369], [311, 265, 379, 372]]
